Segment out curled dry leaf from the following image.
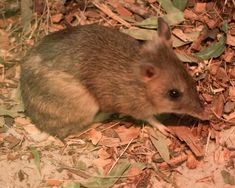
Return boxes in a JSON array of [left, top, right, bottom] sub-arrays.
[[194, 3, 206, 13], [92, 158, 112, 171], [51, 13, 63, 23], [115, 126, 140, 143], [86, 129, 102, 145], [184, 9, 198, 21], [127, 167, 142, 180], [0, 29, 10, 50], [14, 117, 31, 126], [229, 86, 235, 101], [227, 34, 235, 46], [98, 148, 111, 159], [47, 179, 62, 186], [230, 67, 235, 78], [211, 94, 224, 118], [186, 152, 199, 169]]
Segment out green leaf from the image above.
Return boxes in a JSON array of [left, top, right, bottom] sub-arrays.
[[194, 36, 226, 60], [163, 12, 184, 26], [136, 13, 184, 29], [30, 146, 41, 174], [81, 159, 130, 188], [221, 170, 235, 185], [173, 0, 188, 11], [121, 28, 188, 48], [64, 183, 81, 188], [150, 132, 170, 163], [157, 0, 180, 13], [136, 0, 184, 29], [76, 160, 87, 171], [176, 53, 199, 63], [221, 22, 228, 33], [121, 28, 157, 40]]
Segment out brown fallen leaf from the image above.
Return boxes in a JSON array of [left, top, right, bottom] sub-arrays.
[[159, 153, 188, 170], [184, 9, 198, 21], [98, 148, 111, 159], [211, 94, 225, 118], [194, 3, 206, 13], [186, 152, 199, 169], [4, 135, 20, 149], [86, 129, 102, 145], [116, 3, 132, 17], [229, 86, 235, 101], [0, 29, 10, 50], [227, 34, 235, 46], [15, 117, 31, 126], [51, 13, 63, 23], [115, 126, 140, 143], [223, 48, 235, 63], [230, 67, 235, 78], [92, 158, 112, 172], [223, 111, 235, 121], [98, 135, 121, 147], [47, 179, 62, 186], [127, 167, 142, 180], [171, 126, 204, 157], [203, 16, 219, 29]]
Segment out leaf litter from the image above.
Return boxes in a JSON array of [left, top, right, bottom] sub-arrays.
[[0, 0, 235, 187]]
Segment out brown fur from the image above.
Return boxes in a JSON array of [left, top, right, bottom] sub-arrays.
[[20, 20, 205, 139]]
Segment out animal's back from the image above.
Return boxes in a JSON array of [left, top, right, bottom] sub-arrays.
[[20, 24, 143, 138]]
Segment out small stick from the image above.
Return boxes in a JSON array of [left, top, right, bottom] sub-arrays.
[[93, 2, 131, 28], [108, 138, 134, 174]]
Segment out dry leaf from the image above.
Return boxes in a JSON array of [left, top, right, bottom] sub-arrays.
[[115, 126, 140, 143], [186, 152, 199, 169], [127, 167, 142, 180], [92, 158, 112, 170], [227, 34, 235, 46], [98, 148, 111, 159], [98, 135, 121, 147], [194, 3, 206, 13], [51, 13, 63, 23], [116, 3, 132, 17], [223, 48, 235, 62], [15, 117, 31, 126], [0, 29, 10, 50], [229, 86, 235, 101], [184, 9, 198, 20], [87, 129, 102, 145], [47, 179, 62, 186]]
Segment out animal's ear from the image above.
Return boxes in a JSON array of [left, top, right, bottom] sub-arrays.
[[157, 17, 172, 47], [139, 63, 158, 82]]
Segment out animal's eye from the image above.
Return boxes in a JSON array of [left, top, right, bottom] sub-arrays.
[[168, 89, 181, 100]]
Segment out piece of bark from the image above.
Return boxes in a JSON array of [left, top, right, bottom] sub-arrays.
[[170, 126, 204, 157]]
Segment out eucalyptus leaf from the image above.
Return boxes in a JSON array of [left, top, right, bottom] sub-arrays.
[[81, 159, 130, 188], [64, 183, 81, 188], [194, 36, 226, 60], [150, 132, 170, 163], [121, 28, 188, 48], [221, 170, 235, 185], [176, 53, 199, 63], [121, 28, 157, 40], [157, 0, 180, 13], [30, 146, 41, 174], [173, 0, 188, 11], [221, 22, 228, 33]]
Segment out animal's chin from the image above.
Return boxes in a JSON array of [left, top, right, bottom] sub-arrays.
[[157, 109, 209, 121], [178, 110, 209, 121]]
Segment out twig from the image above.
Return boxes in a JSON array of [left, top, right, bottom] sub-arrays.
[[93, 1, 131, 28], [108, 138, 134, 174], [205, 129, 211, 155]]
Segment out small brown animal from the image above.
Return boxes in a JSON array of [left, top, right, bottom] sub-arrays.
[[20, 18, 206, 139]]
